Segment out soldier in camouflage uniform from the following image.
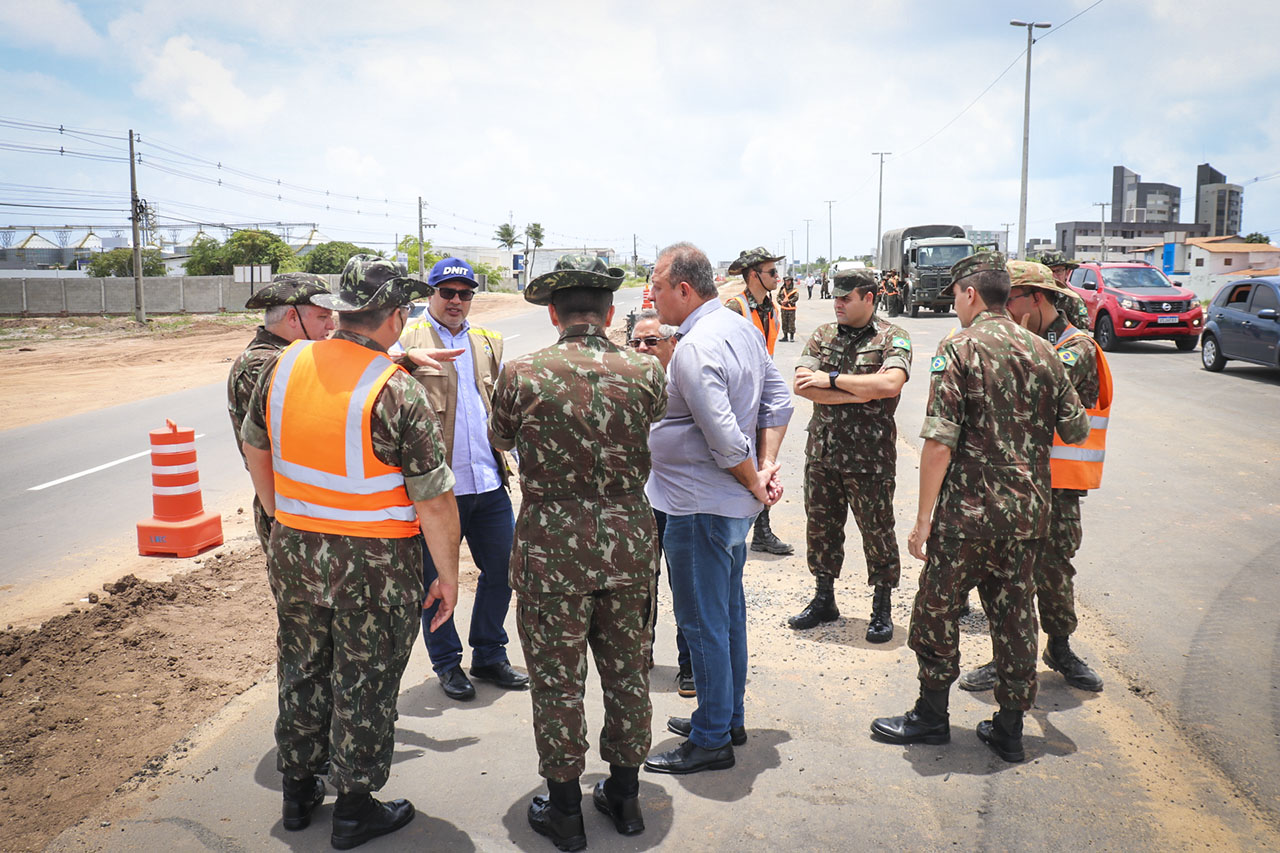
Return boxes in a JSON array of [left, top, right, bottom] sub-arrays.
[[778, 275, 800, 342], [1041, 252, 1093, 330], [241, 255, 461, 848], [489, 255, 667, 850], [870, 252, 1090, 763], [959, 260, 1106, 694], [790, 268, 911, 643], [226, 273, 334, 560]]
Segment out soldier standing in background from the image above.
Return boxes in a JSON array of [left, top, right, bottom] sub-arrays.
[[870, 252, 1089, 764], [959, 260, 1111, 694], [227, 273, 334, 556], [489, 255, 667, 851], [790, 268, 911, 643], [778, 275, 800, 342], [725, 246, 794, 557], [241, 255, 461, 848]]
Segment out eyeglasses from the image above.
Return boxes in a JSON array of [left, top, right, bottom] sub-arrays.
[[759, 267, 779, 278], [627, 335, 670, 348], [436, 287, 475, 302]]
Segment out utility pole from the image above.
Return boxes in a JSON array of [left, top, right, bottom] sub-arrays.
[[1001, 222, 1015, 254], [128, 129, 145, 324], [803, 219, 812, 273], [633, 233, 638, 273], [824, 200, 836, 263], [789, 229, 795, 268], [872, 152, 891, 264], [417, 197, 426, 278], [1011, 20, 1051, 260], [1094, 202, 1110, 261]]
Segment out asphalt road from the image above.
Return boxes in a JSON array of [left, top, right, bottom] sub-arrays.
[[5, 287, 1280, 846]]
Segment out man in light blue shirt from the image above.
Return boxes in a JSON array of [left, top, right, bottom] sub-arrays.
[[643, 242, 794, 775]]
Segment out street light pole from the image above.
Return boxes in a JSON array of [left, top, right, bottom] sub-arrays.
[[1094, 202, 1110, 261], [1011, 19, 1051, 260], [1001, 222, 1015, 254], [803, 219, 812, 273], [872, 152, 890, 264], [824, 200, 836, 263]]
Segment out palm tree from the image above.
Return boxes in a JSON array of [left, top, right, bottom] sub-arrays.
[[494, 223, 520, 250], [523, 222, 545, 283]]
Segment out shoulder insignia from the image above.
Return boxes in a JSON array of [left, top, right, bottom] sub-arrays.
[[1059, 349, 1079, 366], [930, 355, 948, 372], [890, 336, 911, 351]]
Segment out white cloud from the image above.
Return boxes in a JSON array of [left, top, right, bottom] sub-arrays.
[[134, 36, 285, 133], [0, 0, 105, 55]]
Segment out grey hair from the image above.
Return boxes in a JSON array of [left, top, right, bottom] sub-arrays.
[[658, 242, 716, 299], [263, 305, 291, 325], [635, 308, 678, 338]]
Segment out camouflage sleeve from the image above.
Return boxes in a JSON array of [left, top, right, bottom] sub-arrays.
[[1061, 337, 1100, 408], [724, 296, 745, 317], [794, 326, 825, 372], [650, 361, 669, 422], [1051, 357, 1091, 446], [882, 329, 913, 379], [239, 352, 281, 451], [920, 339, 964, 449], [487, 363, 519, 452], [372, 372, 455, 501]]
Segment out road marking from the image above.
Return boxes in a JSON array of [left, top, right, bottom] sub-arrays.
[[29, 433, 207, 491], [504, 334, 520, 340]]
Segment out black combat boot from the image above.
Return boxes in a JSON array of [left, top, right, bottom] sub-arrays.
[[870, 687, 950, 745], [1043, 635, 1103, 692], [330, 792, 415, 850], [281, 774, 325, 831], [529, 779, 586, 851], [788, 575, 839, 630], [750, 506, 794, 555], [977, 708, 1025, 762], [958, 660, 997, 692], [593, 764, 644, 836], [865, 585, 894, 643]]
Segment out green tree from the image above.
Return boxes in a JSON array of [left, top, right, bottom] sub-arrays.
[[396, 236, 441, 274], [814, 255, 827, 267], [184, 234, 226, 276], [86, 247, 165, 277], [305, 241, 375, 274], [494, 223, 521, 250], [523, 222, 544, 285], [224, 229, 301, 272], [1243, 232, 1270, 243]]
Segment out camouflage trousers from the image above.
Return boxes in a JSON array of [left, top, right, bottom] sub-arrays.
[[781, 310, 797, 336], [804, 461, 900, 587], [1036, 492, 1082, 638], [909, 535, 1039, 711], [516, 583, 653, 782], [275, 600, 419, 794], [252, 496, 281, 597]]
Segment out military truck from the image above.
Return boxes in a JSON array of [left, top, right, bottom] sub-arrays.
[[878, 225, 976, 317]]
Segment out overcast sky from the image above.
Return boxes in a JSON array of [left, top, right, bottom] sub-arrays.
[[2, 0, 1277, 265]]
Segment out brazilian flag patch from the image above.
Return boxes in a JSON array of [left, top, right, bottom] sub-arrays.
[[930, 355, 948, 372], [891, 336, 911, 351], [1059, 350, 1079, 366]]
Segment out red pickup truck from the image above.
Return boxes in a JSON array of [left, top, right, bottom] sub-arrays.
[[1067, 262, 1203, 352]]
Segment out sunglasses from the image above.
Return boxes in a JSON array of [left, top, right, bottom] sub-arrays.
[[759, 268, 779, 278], [436, 287, 475, 302], [627, 336, 669, 348]]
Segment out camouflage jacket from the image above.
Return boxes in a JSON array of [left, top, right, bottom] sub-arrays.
[[797, 318, 912, 475], [1046, 310, 1100, 499], [240, 330, 455, 608], [226, 326, 289, 467], [489, 323, 667, 595], [921, 310, 1089, 540]]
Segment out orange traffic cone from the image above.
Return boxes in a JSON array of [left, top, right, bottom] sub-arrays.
[[137, 419, 223, 557]]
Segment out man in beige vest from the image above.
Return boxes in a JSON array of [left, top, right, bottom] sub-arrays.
[[397, 257, 529, 701]]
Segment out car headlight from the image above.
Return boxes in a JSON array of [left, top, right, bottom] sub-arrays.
[[1119, 297, 1136, 310]]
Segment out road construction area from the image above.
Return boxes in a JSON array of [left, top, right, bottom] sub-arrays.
[[1, 291, 1278, 852]]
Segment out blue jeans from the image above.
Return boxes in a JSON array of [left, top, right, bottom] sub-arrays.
[[421, 487, 515, 674], [653, 509, 691, 673], [663, 512, 755, 749]]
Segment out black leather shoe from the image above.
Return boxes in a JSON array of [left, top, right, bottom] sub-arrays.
[[281, 775, 324, 831], [676, 668, 696, 698], [1043, 637, 1103, 692], [593, 778, 644, 836], [977, 710, 1026, 763], [330, 796, 415, 850], [865, 585, 894, 643], [870, 701, 951, 745], [644, 739, 735, 774], [958, 660, 997, 692], [789, 575, 839, 630], [471, 660, 530, 690], [666, 715, 746, 746], [439, 666, 476, 701], [528, 794, 586, 851]]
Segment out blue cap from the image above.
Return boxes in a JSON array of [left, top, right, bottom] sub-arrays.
[[428, 257, 477, 289]]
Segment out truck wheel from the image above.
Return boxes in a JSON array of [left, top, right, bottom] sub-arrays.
[[1094, 314, 1117, 351], [1175, 336, 1197, 352], [908, 290, 920, 318], [1200, 333, 1225, 371]]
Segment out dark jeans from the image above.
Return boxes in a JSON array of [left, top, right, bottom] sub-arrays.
[[653, 509, 691, 673], [421, 486, 515, 674]]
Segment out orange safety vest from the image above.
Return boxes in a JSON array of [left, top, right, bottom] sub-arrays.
[[266, 338, 419, 538], [726, 293, 779, 355], [1050, 326, 1113, 490]]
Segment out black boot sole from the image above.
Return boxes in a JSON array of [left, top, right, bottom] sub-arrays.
[[788, 611, 839, 630], [977, 721, 1025, 762], [865, 625, 894, 643], [331, 803, 415, 850]]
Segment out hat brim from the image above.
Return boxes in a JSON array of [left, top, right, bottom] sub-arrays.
[[312, 277, 432, 312], [523, 267, 625, 306], [244, 282, 332, 310]]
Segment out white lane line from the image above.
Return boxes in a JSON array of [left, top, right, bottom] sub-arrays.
[[29, 433, 207, 491], [504, 334, 520, 340]]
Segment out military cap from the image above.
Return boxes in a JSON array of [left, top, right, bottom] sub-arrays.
[[244, 272, 331, 309], [313, 254, 431, 312], [1007, 259, 1081, 301], [951, 250, 1008, 285], [523, 253, 625, 306], [832, 267, 877, 297], [727, 246, 785, 275], [1038, 251, 1079, 270]]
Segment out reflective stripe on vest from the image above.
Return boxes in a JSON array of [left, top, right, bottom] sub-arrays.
[[266, 338, 419, 538], [1049, 326, 1113, 490], [727, 293, 779, 355]]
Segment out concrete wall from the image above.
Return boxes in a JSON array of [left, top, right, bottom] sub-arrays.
[[0, 275, 310, 315]]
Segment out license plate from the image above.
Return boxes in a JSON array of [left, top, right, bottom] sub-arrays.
[[1157, 315, 1178, 324]]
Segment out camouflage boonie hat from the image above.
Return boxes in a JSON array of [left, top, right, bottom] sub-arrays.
[[1007, 260, 1081, 301], [951, 251, 1008, 285], [727, 246, 785, 276], [832, 268, 877, 297], [313, 254, 431, 312], [523, 254, 625, 306], [1038, 251, 1080, 270], [244, 272, 331, 309]]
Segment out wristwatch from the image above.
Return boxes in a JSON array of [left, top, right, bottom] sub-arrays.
[[828, 370, 840, 389]]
